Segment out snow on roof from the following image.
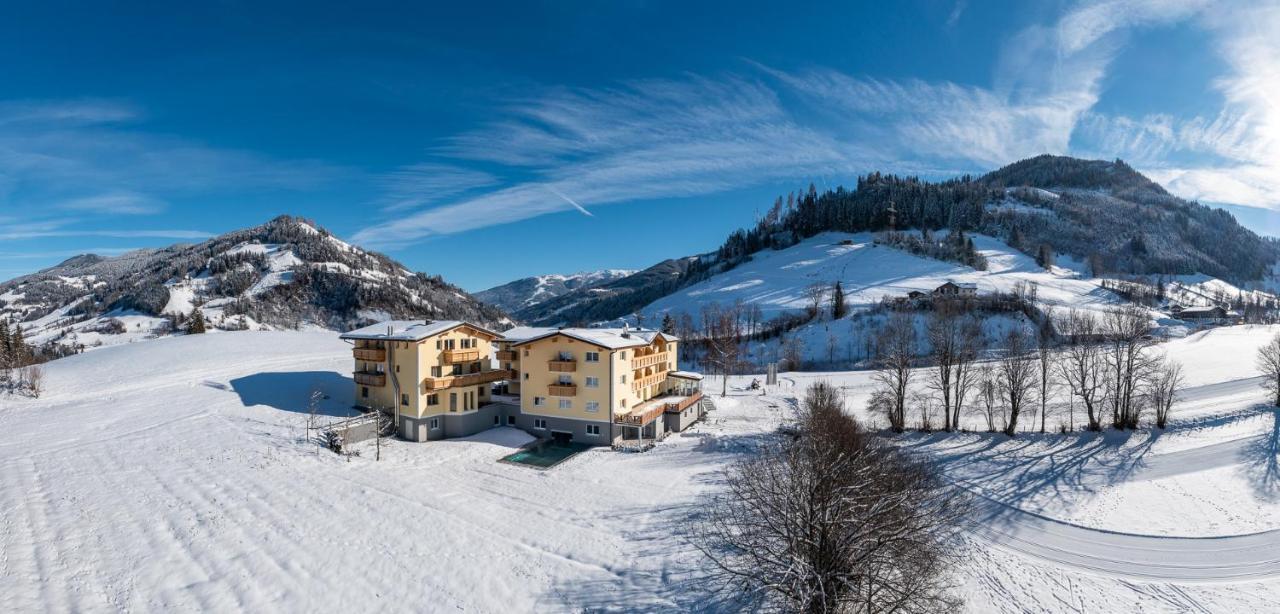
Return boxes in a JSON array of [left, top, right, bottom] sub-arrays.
[[504, 326, 678, 349], [669, 370, 702, 380], [340, 319, 498, 341]]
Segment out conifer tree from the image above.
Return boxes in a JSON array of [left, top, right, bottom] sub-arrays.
[[189, 308, 207, 334], [831, 281, 847, 319]]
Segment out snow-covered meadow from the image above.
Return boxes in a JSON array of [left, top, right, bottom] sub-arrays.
[[1, 327, 1278, 612]]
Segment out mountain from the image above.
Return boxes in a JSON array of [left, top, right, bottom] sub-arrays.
[[513, 154, 1280, 326], [474, 269, 636, 314], [0, 215, 507, 356]]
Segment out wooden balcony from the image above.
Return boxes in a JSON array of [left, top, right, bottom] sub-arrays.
[[548, 359, 577, 372], [353, 371, 386, 387], [615, 404, 665, 426], [443, 348, 480, 363], [495, 350, 518, 361], [548, 383, 577, 396], [353, 347, 386, 361], [631, 371, 667, 393], [630, 351, 670, 371], [663, 391, 703, 414], [422, 369, 507, 391]]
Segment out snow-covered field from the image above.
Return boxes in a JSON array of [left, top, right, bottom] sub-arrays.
[[2, 327, 1279, 612]]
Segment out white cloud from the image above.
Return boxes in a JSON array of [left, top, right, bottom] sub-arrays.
[[56, 192, 166, 215], [353, 76, 861, 246]]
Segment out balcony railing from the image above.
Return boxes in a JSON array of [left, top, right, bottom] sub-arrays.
[[548, 359, 576, 372], [422, 369, 508, 391], [663, 391, 703, 414], [630, 351, 670, 371], [353, 347, 386, 361], [495, 350, 517, 361], [548, 383, 577, 396], [631, 371, 667, 393], [353, 371, 386, 387], [442, 348, 480, 363], [615, 404, 665, 426]]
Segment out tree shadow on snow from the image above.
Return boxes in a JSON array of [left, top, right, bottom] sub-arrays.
[[1241, 407, 1280, 502], [539, 432, 765, 613], [896, 428, 1160, 520], [226, 371, 354, 417]]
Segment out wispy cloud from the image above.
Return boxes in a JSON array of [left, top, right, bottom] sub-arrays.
[[55, 192, 166, 215], [0, 227, 212, 241], [353, 75, 859, 246], [350, 0, 1279, 248]]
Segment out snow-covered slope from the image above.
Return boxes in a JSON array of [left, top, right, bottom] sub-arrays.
[[474, 269, 636, 313], [0, 215, 507, 354], [1, 327, 1277, 612], [639, 231, 1122, 321]]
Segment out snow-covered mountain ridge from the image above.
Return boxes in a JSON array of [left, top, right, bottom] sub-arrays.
[[0, 215, 506, 355], [474, 269, 636, 313]]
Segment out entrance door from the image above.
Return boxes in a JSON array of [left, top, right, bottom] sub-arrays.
[[450, 393, 457, 412], [551, 430, 572, 445]]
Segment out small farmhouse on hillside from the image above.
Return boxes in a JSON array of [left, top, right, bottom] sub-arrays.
[[933, 281, 977, 297]]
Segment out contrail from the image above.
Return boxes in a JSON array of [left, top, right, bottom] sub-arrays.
[[544, 185, 594, 217]]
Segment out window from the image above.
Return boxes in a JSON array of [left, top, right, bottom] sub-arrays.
[[361, 386, 369, 399], [395, 364, 400, 373], [401, 394, 409, 406], [586, 401, 599, 413], [451, 364, 462, 376], [494, 415, 500, 425], [620, 374, 627, 383], [534, 396, 545, 407], [585, 376, 599, 388], [427, 394, 439, 406], [619, 400, 626, 409], [557, 375, 573, 385], [430, 418, 440, 430], [586, 424, 601, 436], [523, 372, 529, 380], [431, 366, 442, 377], [558, 399, 572, 410], [534, 419, 547, 429], [585, 351, 600, 363], [524, 349, 530, 357], [507, 415, 515, 425], [436, 339, 442, 349]]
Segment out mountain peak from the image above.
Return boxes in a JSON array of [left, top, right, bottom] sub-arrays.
[[982, 154, 1169, 198]]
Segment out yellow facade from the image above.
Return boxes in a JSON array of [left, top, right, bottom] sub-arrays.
[[511, 331, 680, 425], [349, 323, 504, 419]]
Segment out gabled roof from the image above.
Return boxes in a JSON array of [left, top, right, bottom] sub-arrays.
[[504, 326, 678, 350], [340, 319, 500, 342]]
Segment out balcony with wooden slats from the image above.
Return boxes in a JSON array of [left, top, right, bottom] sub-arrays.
[[442, 348, 481, 363], [495, 350, 518, 361], [353, 347, 386, 361], [548, 359, 576, 372], [422, 369, 508, 391], [630, 351, 669, 371], [353, 371, 386, 387], [631, 371, 667, 393], [548, 383, 577, 396]]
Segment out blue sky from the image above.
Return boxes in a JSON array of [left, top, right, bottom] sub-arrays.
[[2, 0, 1279, 291]]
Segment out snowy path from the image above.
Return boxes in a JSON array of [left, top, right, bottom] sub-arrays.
[[967, 488, 1280, 583]]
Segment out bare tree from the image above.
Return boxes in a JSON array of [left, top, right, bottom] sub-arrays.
[[19, 365, 43, 398], [1035, 311, 1055, 433], [1148, 356, 1184, 429], [1258, 332, 1280, 407], [805, 283, 827, 319], [873, 313, 917, 432], [926, 308, 982, 431], [703, 304, 742, 397], [976, 365, 1000, 433], [1056, 310, 1107, 431], [1102, 306, 1156, 429], [693, 383, 969, 613], [997, 328, 1038, 437]]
